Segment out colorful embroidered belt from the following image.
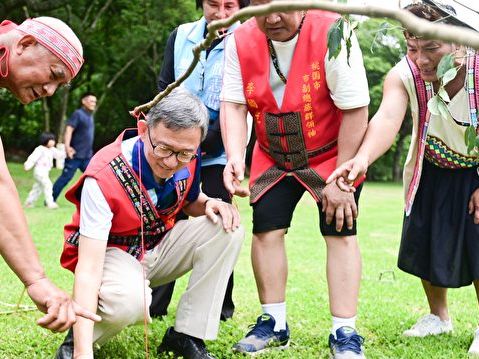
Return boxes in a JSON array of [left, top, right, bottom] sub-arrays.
[[424, 135, 479, 169]]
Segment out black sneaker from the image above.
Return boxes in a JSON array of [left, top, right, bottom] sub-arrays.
[[157, 327, 215, 359], [55, 328, 73, 359]]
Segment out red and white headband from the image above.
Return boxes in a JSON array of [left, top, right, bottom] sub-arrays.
[[16, 18, 84, 77]]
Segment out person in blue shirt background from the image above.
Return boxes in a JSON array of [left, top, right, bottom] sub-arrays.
[[52, 92, 97, 203]]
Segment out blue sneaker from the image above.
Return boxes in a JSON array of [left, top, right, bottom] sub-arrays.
[[232, 314, 290, 355], [329, 326, 365, 358]]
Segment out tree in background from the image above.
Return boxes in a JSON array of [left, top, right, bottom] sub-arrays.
[[0, 0, 198, 155], [356, 17, 411, 181]]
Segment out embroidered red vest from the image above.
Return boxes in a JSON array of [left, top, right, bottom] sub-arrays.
[[235, 11, 348, 203], [60, 129, 198, 272]]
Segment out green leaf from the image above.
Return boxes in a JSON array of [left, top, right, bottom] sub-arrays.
[[346, 36, 352, 67], [437, 87, 450, 103], [370, 22, 390, 53], [378, 22, 390, 36], [442, 68, 457, 86], [437, 54, 455, 79], [475, 134, 479, 149], [327, 18, 344, 61], [427, 96, 440, 116], [437, 100, 450, 120], [465, 125, 477, 154]]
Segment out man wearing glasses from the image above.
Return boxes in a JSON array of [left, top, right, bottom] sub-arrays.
[[56, 88, 244, 359]]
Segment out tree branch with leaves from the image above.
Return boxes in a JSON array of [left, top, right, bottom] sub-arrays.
[[131, 0, 479, 116]]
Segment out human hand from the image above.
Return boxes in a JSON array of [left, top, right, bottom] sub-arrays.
[[223, 159, 250, 197], [468, 188, 479, 224], [66, 147, 76, 159], [321, 181, 358, 231], [204, 199, 241, 233], [326, 155, 369, 192], [26, 278, 101, 332]]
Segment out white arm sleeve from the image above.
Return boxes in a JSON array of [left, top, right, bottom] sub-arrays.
[[24, 147, 41, 171], [325, 30, 370, 110], [79, 177, 113, 241], [220, 33, 247, 105]]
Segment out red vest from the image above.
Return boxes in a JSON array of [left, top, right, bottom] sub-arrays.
[[235, 11, 344, 203], [60, 129, 198, 272]]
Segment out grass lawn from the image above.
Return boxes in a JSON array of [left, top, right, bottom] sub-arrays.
[[0, 162, 477, 358]]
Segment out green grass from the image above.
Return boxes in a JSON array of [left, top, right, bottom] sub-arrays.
[[1, 163, 478, 358]]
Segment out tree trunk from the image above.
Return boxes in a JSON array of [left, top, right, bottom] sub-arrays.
[[56, 88, 70, 143], [42, 97, 50, 132]]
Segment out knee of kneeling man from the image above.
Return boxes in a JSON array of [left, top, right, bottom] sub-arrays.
[[231, 224, 245, 243], [218, 223, 245, 249], [99, 285, 147, 325]]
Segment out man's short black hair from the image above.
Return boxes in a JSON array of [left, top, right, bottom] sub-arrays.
[[39, 132, 55, 146], [196, 0, 250, 10], [81, 92, 95, 100]]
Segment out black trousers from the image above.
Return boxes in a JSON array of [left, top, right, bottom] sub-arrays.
[[149, 165, 235, 320]]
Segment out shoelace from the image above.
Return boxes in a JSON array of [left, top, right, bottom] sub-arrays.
[[334, 334, 364, 355], [246, 321, 276, 338]]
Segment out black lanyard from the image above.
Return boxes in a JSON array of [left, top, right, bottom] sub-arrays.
[[267, 13, 306, 85]]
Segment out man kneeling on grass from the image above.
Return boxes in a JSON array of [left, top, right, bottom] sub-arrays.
[[55, 88, 244, 359]]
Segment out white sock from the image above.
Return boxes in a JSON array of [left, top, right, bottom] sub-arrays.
[[331, 315, 357, 338], [261, 302, 286, 331]]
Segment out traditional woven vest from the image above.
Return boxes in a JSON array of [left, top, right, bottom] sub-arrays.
[[404, 52, 479, 215], [235, 10, 357, 203], [60, 129, 198, 272]]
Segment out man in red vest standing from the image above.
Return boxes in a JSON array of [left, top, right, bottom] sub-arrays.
[[220, 1, 369, 357]]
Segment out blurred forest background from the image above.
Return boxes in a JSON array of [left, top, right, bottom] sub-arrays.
[[0, 1, 411, 181]]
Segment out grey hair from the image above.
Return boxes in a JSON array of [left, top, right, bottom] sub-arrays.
[[146, 87, 209, 141]]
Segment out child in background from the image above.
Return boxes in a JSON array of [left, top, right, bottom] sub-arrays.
[[24, 132, 65, 209]]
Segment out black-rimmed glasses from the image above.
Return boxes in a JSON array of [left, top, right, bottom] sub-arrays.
[[147, 128, 197, 163]]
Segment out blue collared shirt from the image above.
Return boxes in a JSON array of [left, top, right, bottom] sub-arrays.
[[122, 136, 200, 208]]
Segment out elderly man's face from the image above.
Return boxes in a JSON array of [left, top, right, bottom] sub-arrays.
[[139, 120, 202, 180], [250, 0, 303, 42], [7, 35, 72, 104]]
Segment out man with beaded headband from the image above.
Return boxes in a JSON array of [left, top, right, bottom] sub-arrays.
[[0, 16, 99, 332], [220, 0, 370, 357], [327, 0, 479, 355]]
